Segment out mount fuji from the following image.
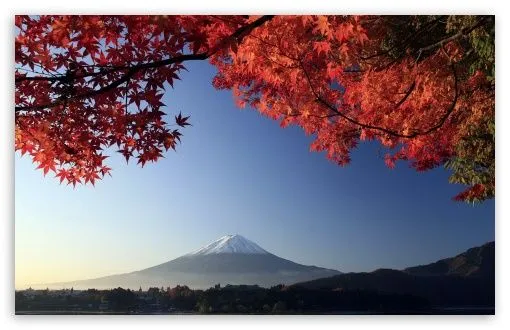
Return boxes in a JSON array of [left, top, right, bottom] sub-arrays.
[[44, 234, 341, 289], [186, 234, 269, 255]]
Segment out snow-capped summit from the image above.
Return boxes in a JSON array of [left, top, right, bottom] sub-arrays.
[[46, 234, 341, 289], [187, 234, 269, 256]]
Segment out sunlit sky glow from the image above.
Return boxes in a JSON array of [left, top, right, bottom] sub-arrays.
[[15, 61, 494, 289]]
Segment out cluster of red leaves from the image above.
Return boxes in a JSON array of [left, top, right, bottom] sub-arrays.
[[15, 15, 244, 186], [453, 184, 486, 202], [15, 15, 494, 202], [210, 15, 493, 201]]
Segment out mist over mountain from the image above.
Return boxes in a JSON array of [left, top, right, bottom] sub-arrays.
[[37, 235, 495, 307], [43, 234, 341, 289]]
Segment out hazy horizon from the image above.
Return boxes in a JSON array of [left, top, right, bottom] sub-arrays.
[[16, 235, 494, 291], [15, 61, 495, 290]]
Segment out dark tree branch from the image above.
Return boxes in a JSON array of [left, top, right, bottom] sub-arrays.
[[228, 15, 274, 44], [394, 81, 416, 108], [358, 15, 447, 61], [15, 54, 207, 112], [360, 15, 488, 72], [15, 15, 275, 112], [414, 16, 489, 59], [299, 61, 459, 139]]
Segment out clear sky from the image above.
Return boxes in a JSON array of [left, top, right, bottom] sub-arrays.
[[15, 61, 495, 289]]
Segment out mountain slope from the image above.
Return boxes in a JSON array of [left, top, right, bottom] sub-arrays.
[[43, 234, 340, 290], [293, 242, 495, 307], [404, 241, 494, 277], [142, 253, 329, 274]]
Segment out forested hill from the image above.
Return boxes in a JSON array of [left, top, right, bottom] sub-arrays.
[[293, 242, 495, 307], [404, 241, 494, 277]]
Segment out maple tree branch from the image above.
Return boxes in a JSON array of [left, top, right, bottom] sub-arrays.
[[299, 61, 459, 139], [285, 102, 335, 119], [210, 16, 248, 26], [16, 54, 209, 85], [228, 15, 274, 44], [394, 81, 416, 108], [15, 68, 56, 78], [414, 16, 489, 59], [287, 112, 337, 119], [15, 15, 274, 112], [360, 16, 489, 73], [249, 33, 302, 63], [359, 16, 447, 61], [413, 65, 459, 136]]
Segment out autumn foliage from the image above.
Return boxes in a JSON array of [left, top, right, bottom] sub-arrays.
[[15, 15, 494, 202]]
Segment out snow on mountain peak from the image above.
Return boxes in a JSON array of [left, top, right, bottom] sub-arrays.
[[187, 234, 269, 256]]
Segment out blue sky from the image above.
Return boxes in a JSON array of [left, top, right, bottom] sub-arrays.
[[15, 61, 494, 288]]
